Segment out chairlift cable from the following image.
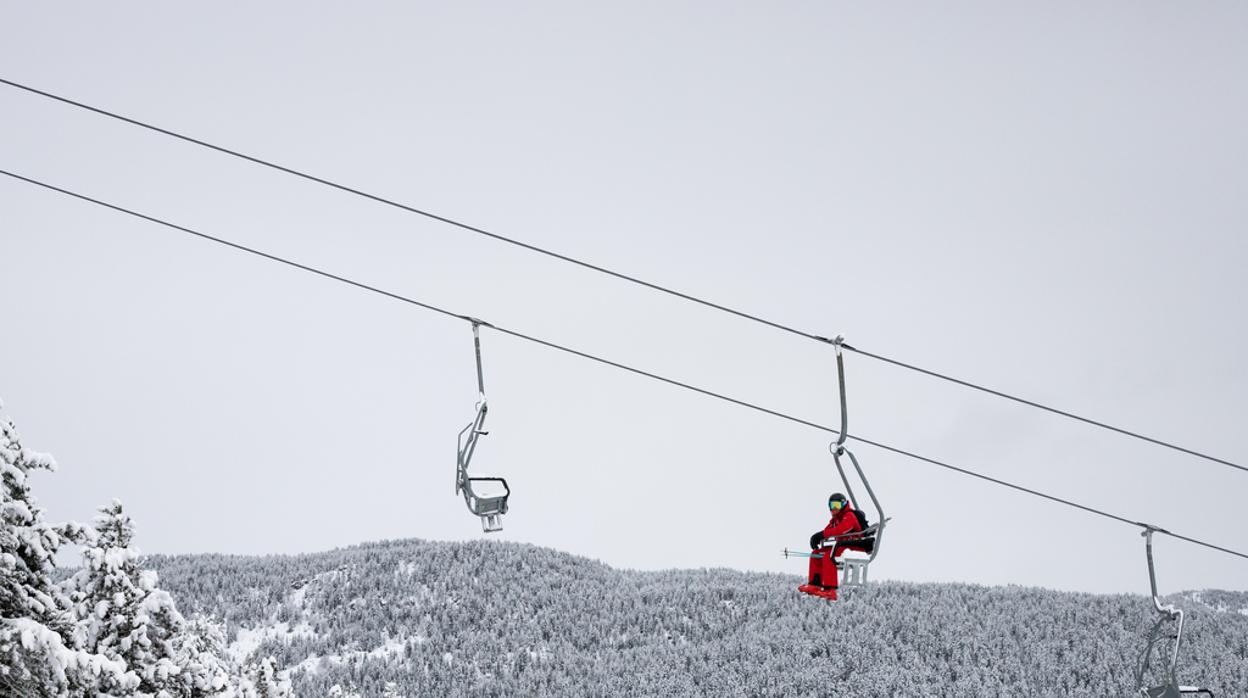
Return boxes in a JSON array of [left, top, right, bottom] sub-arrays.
[[2, 77, 1242, 476], [3, 167, 1245, 564], [840, 344, 1246, 475], [4, 76, 1243, 478]]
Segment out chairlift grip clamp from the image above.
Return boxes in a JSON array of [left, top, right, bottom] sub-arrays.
[[459, 315, 495, 329], [813, 333, 847, 356]]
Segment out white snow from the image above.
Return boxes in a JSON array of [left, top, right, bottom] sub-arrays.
[[2, 617, 136, 691], [288, 635, 421, 676], [228, 621, 317, 663], [289, 584, 308, 609], [293, 654, 328, 675], [368, 636, 407, 660], [396, 560, 419, 576]]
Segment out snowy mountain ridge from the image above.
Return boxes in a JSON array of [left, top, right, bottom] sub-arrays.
[[1181, 590, 1248, 617], [141, 538, 1248, 697], [8, 392, 1236, 696]]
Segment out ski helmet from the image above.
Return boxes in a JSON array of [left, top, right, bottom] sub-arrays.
[[828, 493, 848, 511]]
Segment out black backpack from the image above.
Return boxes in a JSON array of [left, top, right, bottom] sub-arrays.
[[852, 507, 870, 531], [850, 508, 875, 553]]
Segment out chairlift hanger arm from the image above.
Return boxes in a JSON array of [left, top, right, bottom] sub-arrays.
[[463, 317, 492, 398], [827, 338, 886, 564], [1141, 526, 1177, 616], [830, 334, 848, 449], [456, 402, 489, 478]]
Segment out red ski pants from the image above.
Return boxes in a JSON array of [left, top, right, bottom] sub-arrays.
[[807, 546, 850, 589]]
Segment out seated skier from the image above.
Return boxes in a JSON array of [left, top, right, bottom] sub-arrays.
[[798, 492, 870, 600]]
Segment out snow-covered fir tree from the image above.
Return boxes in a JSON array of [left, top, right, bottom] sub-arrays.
[[62, 498, 291, 697], [1, 398, 286, 697], [172, 614, 235, 696], [68, 499, 187, 695], [0, 401, 137, 696], [237, 656, 292, 698]]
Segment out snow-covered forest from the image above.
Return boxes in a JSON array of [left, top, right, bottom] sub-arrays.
[[1, 404, 291, 697], [148, 540, 1248, 696], [4, 401, 1247, 696]]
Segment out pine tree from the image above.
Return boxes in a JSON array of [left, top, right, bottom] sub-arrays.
[[172, 614, 236, 697], [0, 402, 137, 696], [68, 499, 185, 695], [237, 656, 292, 698]]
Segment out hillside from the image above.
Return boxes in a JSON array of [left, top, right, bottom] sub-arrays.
[[145, 539, 1248, 697]]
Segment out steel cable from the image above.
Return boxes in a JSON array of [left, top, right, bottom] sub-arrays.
[[2, 79, 1248, 476], [2, 77, 1242, 475], [3, 167, 1243, 562]]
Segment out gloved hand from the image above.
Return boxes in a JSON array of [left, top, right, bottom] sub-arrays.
[[809, 531, 824, 549]]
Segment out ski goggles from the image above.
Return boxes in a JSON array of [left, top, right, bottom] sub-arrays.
[[828, 500, 845, 511]]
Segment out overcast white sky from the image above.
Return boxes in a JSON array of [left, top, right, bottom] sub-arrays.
[[2, 2, 1245, 596]]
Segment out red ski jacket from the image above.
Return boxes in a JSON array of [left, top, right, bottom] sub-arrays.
[[821, 505, 863, 541]]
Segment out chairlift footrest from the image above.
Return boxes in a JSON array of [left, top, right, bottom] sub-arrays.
[[480, 513, 504, 533]]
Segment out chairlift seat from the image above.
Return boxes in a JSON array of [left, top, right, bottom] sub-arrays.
[[844, 538, 875, 554], [820, 520, 890, 587], [818, 540, 874, 555], [462, 475, 510, 531], [468, 492, 508, 516], [836, 557, 871, 586], [819, 541, 873, 586]]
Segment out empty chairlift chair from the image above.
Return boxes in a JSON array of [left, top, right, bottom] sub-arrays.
[[455, 320, 510, 533], [1135, 527, 1213, 698]]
